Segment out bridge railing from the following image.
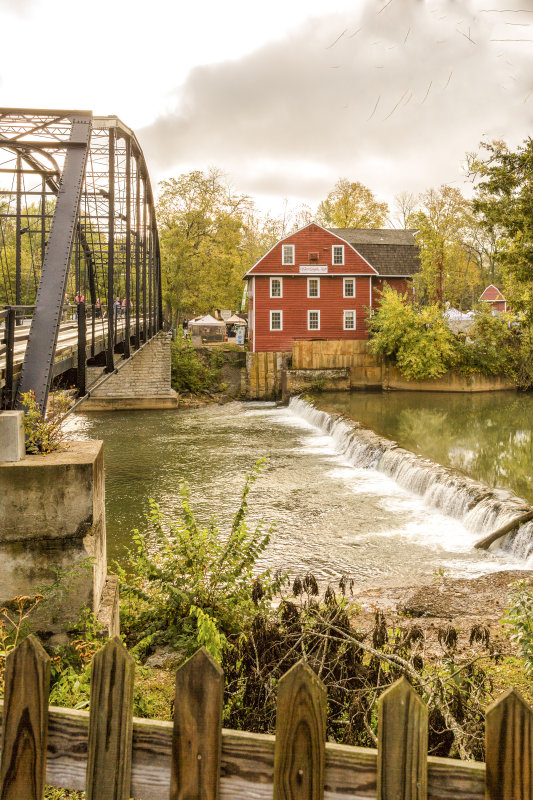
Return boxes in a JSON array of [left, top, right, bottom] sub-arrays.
[[1, 300, 156, 408], [0, 634, 529, 799], [0, 305, 36, 409]]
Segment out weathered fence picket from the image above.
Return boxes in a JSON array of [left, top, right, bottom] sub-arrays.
[[273, 660, 327, 800], [0, 635, 50, 800], [485, 688, 533, 800], [377, 677, 428, 800], [170, 647, 223, 800], [85, 637, 135, 800], [0, 637, 531, 799]]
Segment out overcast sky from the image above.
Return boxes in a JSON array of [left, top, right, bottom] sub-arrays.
[[1, 0, 532, 215]]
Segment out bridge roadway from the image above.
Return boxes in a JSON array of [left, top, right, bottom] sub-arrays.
[[0, 315, 128, 392]]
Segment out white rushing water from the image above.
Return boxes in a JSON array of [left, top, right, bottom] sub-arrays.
[[288, 396, 533, 565]]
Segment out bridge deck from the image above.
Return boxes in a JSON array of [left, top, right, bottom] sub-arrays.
[[0, 318, 128, 389]]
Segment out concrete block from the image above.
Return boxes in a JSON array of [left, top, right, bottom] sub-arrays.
[[0, 411, 25, 463], [0, 440, 107, 635]]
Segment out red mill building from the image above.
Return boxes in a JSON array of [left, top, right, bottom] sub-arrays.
[[244, 223, 421, 353]]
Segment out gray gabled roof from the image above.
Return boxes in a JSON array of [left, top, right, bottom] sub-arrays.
[[328, 228, 421, 276]]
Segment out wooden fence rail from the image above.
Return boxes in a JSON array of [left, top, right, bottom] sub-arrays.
[[0, 635, 530, 799]]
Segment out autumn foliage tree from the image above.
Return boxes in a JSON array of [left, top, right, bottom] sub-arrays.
[[157, 168, 254, 325], [470, 137, 533, 321], [316, 178, 389, 228]]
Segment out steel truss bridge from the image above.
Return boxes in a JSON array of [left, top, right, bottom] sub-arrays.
[[0, 108, 162, 414]]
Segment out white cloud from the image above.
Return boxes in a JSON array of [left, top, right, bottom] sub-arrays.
[[139, 0, 533, 208]]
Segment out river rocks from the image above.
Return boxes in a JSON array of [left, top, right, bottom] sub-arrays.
[[145, 645, 184, 669], [397, 570, 533, 618]]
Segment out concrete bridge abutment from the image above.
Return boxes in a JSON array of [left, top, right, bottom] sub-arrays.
[[0, 426, 119, 643]]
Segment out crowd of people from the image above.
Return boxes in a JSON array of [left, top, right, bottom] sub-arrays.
[[66, 294, 133, 318]]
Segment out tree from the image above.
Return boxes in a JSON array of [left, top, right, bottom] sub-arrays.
[[157, 168, 252, 324], [470, 138, 533, 320], [410, 185, 481, 308], [392, 191, 417, 229], [367, 285, 457, 380], [316, 178, 389, 228]]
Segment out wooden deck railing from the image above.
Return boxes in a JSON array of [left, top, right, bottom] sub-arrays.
[[0, 634, 530, 799]]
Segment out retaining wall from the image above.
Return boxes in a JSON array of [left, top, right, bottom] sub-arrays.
[[82, 331, 178, 410], [246, 339, 516, 399]]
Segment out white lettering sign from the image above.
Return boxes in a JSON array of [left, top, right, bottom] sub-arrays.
[[299, 265, 328, 274]]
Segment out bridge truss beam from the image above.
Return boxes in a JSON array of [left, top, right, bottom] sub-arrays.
[[0, 108, 163, 414]]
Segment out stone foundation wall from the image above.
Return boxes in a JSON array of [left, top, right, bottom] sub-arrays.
[[292, 340, 383, 390], [286, 368, 350, 394], [82, 331, 178, 410], [383, 365, 517, 392], [246, 339, 517, 399]]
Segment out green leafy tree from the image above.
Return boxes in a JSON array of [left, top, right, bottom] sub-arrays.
[[368, 285, 456, 380], [0, 199, 56, 305], [157, 168, 252, 325], [470, 138, 533, 320], [316, 178, 389, 228], [410, 186, 481, 308]]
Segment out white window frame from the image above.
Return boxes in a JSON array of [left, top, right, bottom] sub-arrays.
[[343, 310, 356, 330], [307, 277, 320, 298], [308, 310, 320, 331], [270, 310, 283, 331], [343, 277, 355, 298], [282, 244, 295, 265], [332, 244, 345, 265], [270, 277, 283, 298]]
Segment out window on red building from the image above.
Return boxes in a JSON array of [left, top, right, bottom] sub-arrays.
[[270, 277, 282, 297], [308, 310, 320, 330], [270, 310, 283, 330], [307, 277, 320, 298], [282, 244, 295, 265], [332, 245, 344, 265], [343, 277, 355, 298], [343, 310, 356, 330]]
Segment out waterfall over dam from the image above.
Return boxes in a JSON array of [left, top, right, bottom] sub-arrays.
[[289, 396, 533, 563]]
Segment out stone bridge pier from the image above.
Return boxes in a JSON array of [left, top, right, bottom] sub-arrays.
[[81, 330, 178, 410]]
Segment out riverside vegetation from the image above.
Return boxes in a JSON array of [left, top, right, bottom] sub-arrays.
[[170, 326, 244, 398], [368, 285, 533, 386], [2, 462, 533, 777]]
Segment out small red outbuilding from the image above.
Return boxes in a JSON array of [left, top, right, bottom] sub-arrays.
[[480, 284, 507, 313], [244, 222, 420, 353]]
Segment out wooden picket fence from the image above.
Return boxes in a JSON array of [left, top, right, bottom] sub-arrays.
[[0, 635, 530, 799]]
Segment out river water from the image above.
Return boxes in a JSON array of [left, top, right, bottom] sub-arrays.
[[312, 390, 533, 505], [67, 394, 527, 587]]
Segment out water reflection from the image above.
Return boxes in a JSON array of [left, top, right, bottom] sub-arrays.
[[315, 391, 533, 503], [66, 400, 520, 586]]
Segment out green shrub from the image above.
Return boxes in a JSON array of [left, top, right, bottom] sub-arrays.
[[118, 459, 283, 661], [368, 286, 526, 383], [20, 390, 71, 454], [455, 303, 518, 378], [503, 580, 533, 674], [170, 328, 217, 393], [368, 287, 456, 380]]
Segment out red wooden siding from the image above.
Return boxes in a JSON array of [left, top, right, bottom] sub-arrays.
[[252, 275, 371, 352], [247, 224, 376, 277], [247, 224, 416, 352]]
